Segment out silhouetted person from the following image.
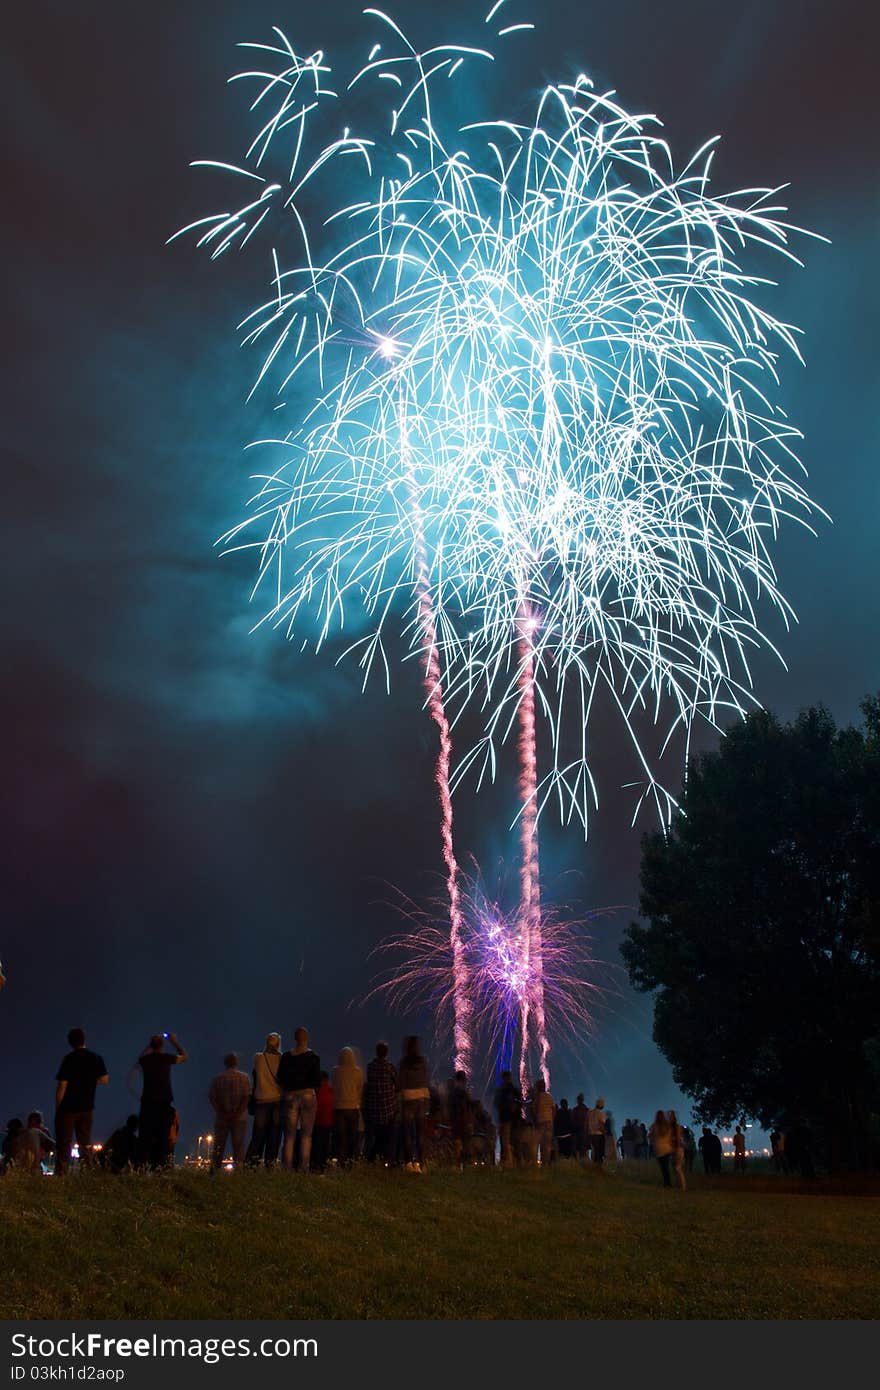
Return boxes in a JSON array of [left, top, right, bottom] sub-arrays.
[[555, 1099, 574, 1158], [698, 1125, 713, 1175], [532, 1078, 556, 1166], [620, 1119, 635, 1160], [682, 1125, 696, 1173], [278, 1026, 321, 1172], [54, 1028, 108, 1175], [2, 1119, 35, 1172], [650, 1109, 673, 1188], [247, 1032, 283, 1167], [572, 1094, 590, 1159], [733, 1125, 746, 1173], [398, 1036, 430, 1172], [494, 1070, 522, 1169], [770, 1128, 786, 1173], [472, 1102, 496, 1165], [138, 1033, 187, 1169], [208, 1053, 252, 1168], [332, 1047, 363, 1167], [104, 1115, 139, 1173], [364, 1042, 398, 1164], [26, 1112, 55, 1168], [450, 1070, 475, 1168], [312, 1072, 335, 1171], [588, 1097, 607, 1165], [669, 1110, 687, 1191], [637, 1120, 649, 1159], [710, 1129, 723, 1173]]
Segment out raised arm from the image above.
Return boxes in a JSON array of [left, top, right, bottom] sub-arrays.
[[168, 1033, 188, 1064]]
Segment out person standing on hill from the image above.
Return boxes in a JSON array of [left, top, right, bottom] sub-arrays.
[[650, 1110, 674, 1188], [332, 1047, 364, 1167], [733, 1126, 747, 1173], [364, 1041, 398, 1165], [247, 1032, 283, 1167], [494, 1071, 522, 1169], [311, 1072, 335, 1171], [208, 1053, 252, 1169], [555, 1099, 574, 1158], [637, 1119, 649, 1159], [398, 1036, 431, 1172], [138, 1033, 187, 1169], [54, 1028, 109, 1176], [278, 1026, 321, 1172], [588, 1098, 607, 1166], [572, 1094, 590, 1159], [669, 1110, 687, 1191], [532, 1078, 556, 1166], [449, 1071, 476, 1169], [682, 1125, 696, 1173]]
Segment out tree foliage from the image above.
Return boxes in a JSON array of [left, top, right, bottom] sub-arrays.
[[621, 701, 880, 1157]]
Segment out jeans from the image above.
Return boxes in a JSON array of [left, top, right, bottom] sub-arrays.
[[54, 1109, 93, 1175], [590, 1134, 605, 1165], [335, 1109, 360, 1166], [282, 1090, 317, 1171], [401, 1100, 426, 1164], [247, 1102, 281, 1166], [212, 1113, 247, 1167], [657, 1152, 672, 1187]]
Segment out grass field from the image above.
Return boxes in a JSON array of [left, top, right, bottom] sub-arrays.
[[2, 1161, 879, 1320]]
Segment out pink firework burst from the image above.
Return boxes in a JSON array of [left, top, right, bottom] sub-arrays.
[[369, 869, 617, 1084]]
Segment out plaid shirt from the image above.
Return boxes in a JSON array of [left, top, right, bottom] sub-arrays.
[[364, 1057, 398, 1124], [208, 1068, 252, 1119]]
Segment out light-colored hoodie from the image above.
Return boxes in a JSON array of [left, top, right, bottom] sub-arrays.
[[332, 1047, 364, 1111]]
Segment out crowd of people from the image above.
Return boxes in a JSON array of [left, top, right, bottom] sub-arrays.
[[0, 1025, 780, 1184]]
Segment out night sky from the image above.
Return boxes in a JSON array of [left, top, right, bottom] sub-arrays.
[[3, 0, 878, 1152]]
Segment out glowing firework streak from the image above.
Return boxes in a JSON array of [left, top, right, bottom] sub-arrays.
[[515, 603, 548, 1090], [400, 394, 473, 1077]]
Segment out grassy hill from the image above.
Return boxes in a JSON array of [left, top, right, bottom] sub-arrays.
[[2, 1161, 878, 1319]]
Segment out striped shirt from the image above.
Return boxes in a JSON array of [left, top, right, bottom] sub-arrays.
[[364, 1057, 398, 1124], [208, 1068, 252, 1118]]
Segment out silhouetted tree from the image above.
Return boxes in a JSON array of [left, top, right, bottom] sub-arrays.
[[621, 700, 880, 1169]]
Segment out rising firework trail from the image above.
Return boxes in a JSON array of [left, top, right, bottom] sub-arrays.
[[399, 381, 473, 1076], [174, 1, 825, 1079], [515, 603, 547, 1090]]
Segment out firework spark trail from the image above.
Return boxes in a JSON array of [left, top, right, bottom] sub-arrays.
[[402, 404, 473, 1078], [515, 602, 548, 1090]]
